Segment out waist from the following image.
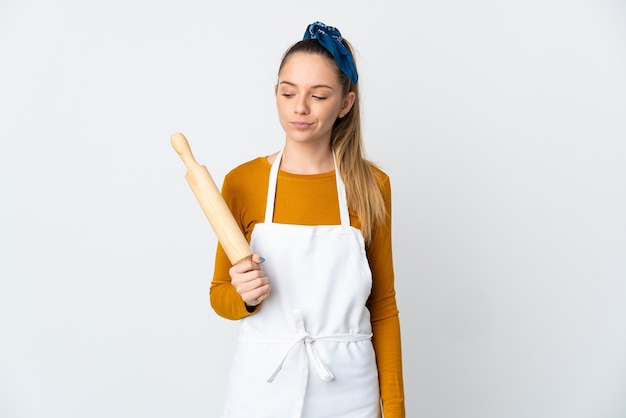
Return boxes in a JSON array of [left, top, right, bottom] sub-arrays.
[[238, 331, 372, 344]]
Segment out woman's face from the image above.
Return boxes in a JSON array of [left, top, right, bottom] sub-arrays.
[[275, 52, 355, 147]]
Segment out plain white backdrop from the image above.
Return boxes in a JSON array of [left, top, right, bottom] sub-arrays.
[[1, 1, 625, 417]]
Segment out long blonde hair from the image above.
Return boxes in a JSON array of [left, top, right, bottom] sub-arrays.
[[279, 39, 387, 244]]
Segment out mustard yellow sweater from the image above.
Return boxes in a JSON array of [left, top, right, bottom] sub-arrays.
[[210, 156, 405, 417]]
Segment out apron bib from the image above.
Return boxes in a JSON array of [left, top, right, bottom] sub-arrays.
[[220, 151, 381, 418]]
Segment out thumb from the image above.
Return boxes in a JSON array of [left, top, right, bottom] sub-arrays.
[[252, 253, 266, 264]]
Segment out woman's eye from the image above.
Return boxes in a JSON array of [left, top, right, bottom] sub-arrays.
[[312, 96, 327, 100], [280, 92, 294, 97]]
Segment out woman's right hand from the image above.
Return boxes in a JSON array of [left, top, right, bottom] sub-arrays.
[[229, 254, 271, 307]]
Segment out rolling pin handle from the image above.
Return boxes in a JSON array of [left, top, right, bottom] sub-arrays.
[[171, 132, 199, 171]]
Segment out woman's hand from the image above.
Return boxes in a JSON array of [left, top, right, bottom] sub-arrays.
[[229, 254, 271, 307]]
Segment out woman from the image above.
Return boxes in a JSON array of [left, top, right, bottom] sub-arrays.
[[210, 21, 405, 417]]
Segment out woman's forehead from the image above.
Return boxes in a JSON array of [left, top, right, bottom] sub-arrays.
[[278, 53, 340, 86]]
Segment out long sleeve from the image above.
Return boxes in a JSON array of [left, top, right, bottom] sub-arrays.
[[209, 241, 257, 319], [209, 159, 270, 320], [366, 173, 406, 417]]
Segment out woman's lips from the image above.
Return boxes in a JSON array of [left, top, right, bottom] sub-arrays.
[[291, 121, 311, 129]]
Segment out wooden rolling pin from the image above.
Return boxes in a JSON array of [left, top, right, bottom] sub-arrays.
[[170, 132, 252, 265]]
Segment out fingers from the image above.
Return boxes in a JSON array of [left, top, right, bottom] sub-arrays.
[[237, 276, 271, 307], [245, 283, 271, 306], [230, 254, 271, 306], [234, 275, 270, 298], [229, 253, 264, 274]]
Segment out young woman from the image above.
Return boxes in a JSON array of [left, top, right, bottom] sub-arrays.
[[210, 21, 405, 417]]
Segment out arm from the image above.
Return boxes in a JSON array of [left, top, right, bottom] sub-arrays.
[[210, 245, 269, 319], [210, 242, 256, 319], [367, 174, 406, 418], [209, 172, 269, 319]]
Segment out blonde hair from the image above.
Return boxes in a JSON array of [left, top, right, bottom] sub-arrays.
[[279, 39, 387, 244]]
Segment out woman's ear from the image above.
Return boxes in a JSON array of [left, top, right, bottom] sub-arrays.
[[339, 91, 356, 117]]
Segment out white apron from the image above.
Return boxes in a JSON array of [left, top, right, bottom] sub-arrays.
[[220, 151, 381, 418]]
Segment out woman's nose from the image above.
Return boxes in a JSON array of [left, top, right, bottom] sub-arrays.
[[294, 97, 309, 115]]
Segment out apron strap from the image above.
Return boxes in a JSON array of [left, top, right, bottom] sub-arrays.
[[265, 149, 350, 227], [333, 152, 351, 227], [264, 149, 282, 224]]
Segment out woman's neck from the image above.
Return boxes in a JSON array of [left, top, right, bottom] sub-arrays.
[[272, 143, 334, 174]]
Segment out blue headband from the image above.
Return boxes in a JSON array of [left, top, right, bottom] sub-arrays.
[[303, 21, 358, 84]]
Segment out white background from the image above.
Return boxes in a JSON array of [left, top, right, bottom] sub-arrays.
[[1, 1, 625, 417]]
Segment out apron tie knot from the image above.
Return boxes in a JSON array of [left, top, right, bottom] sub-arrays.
[[266, 309, 335, 383]]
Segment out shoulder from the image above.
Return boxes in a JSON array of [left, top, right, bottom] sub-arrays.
[[226, 156, 270, 177], [224, 156, 270, 186], [369, 163, 391, 192], [221, 157, 271, 212]]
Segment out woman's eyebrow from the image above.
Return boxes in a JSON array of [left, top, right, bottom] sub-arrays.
[[278, 80, 335, 90]]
